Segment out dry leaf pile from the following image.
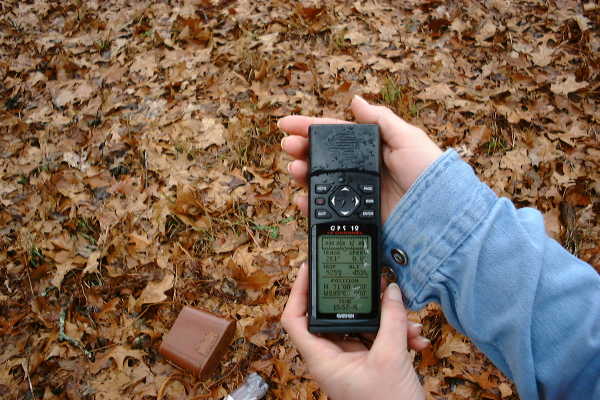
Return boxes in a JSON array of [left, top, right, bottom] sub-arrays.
[[1, 0, 598, 399]]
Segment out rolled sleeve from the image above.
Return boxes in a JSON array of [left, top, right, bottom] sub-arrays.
[[383, 149, 497, 310], [382, 149, 600, 399]]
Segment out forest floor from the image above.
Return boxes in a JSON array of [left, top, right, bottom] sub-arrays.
[[1, 0, 599, 399]]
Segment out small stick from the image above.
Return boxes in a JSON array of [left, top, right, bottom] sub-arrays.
[[58, 309, 93, 360], [22, 358, 34, 398]]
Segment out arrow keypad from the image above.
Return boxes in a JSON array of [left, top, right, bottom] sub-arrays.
[[312, 180, 377, 221], [330, 186, 360, 217]]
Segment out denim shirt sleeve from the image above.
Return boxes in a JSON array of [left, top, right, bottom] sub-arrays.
[[383, 149, 600, 400]]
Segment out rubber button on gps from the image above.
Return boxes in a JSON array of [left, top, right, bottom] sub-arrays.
[[315, 209, 331, 219], [360, 210, 375, 218], [315, 184, 331, 194], [330, 186, 360, 217], [359, 184, 374, 193], [315, 198, 326, 206]]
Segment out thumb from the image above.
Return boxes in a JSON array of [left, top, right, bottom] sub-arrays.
[[371, 283, 409, 356], [350, 95, 426, 150], [351, 95, 443, 192]]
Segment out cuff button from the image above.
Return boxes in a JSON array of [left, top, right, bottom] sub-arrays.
[[391, 248, 408, 266]]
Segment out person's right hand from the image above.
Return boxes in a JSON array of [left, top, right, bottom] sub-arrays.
[[279, 95, 443, 222], [282, 263, 426, 400]]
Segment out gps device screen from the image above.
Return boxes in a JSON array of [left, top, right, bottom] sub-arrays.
[[317, 234, 372, 314]]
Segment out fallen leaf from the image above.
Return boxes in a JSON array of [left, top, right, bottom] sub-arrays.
[[91, 345, 146, 373], [436, 325, 472, 358], [51, 263, 78, 288], [499, 382, 513, 398], [213, 232, 249, 254], [418, 83, 455, 101], [476, 20, 497, 42], [130, 52, 157, 78], [82, 250, 101, 275], [531, 43, 554, 67], [551, 75, 588, 96], [135, 273, 174, 310]]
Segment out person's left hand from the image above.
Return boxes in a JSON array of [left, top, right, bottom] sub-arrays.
[[281, 263, 428, 400]]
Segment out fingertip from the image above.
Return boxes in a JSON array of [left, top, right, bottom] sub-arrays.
[[294, 194, 308, 216], [277, 117, 287, 133], [352, 94, 369, 106], [384, 282, 404, 303], [288, 159, 298, 171], [291, 260, 307, 285], [288, 160, 308, 186], [283, 260, 310, 320], [371, 282, 409, 354], [277, 116, 293, 131], [281, 135, 309, 159], [409, 336, 431, 351], [297, 261, 307, 274], [351, 94, 377, 123], [407, 321, 423, 337], [276, 115, 312, 136]]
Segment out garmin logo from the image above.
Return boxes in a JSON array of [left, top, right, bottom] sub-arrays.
[[336, 313, 355, 319]]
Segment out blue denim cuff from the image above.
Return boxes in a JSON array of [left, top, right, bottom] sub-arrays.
[[383, 149, 497, 310]]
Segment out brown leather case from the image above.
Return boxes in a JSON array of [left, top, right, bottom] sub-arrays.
[[159, 306, 236, 378]]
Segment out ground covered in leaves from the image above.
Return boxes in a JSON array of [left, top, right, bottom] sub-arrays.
[[1, 0, 599, 399]]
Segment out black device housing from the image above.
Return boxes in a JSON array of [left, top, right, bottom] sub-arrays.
[[308, 124, 381, 333]]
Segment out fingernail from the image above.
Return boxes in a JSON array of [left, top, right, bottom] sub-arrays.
[[281, 136, 288, 148], [409, 321, 423, 329], [287, 161, 293, 173], [354, 94, 367, 104], [277, 118, 283, 129], [418, 336, 431, 347], [409, 321, 423, 336], [386, 282, 403, 301]]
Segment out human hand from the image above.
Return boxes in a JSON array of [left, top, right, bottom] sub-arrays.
[[279, 95, 443, 222], [281, 263, 427, 400]]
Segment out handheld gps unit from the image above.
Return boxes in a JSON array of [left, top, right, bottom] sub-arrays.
[[308, 124, 381, 333]]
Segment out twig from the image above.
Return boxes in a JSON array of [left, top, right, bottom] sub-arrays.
[[140, 149, 148, 189], [175, 243, 196, 304], [89, 343, 118, 353], [25, 267, 35, 297], [22, 358, 34, 398], [124, 300, 166, 330], [79, 281, 88, 304], [22, 250, 34, 297], [245, 225, 262, 249], [173, 261, 178, 304], [58, 309, 93, 360]]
